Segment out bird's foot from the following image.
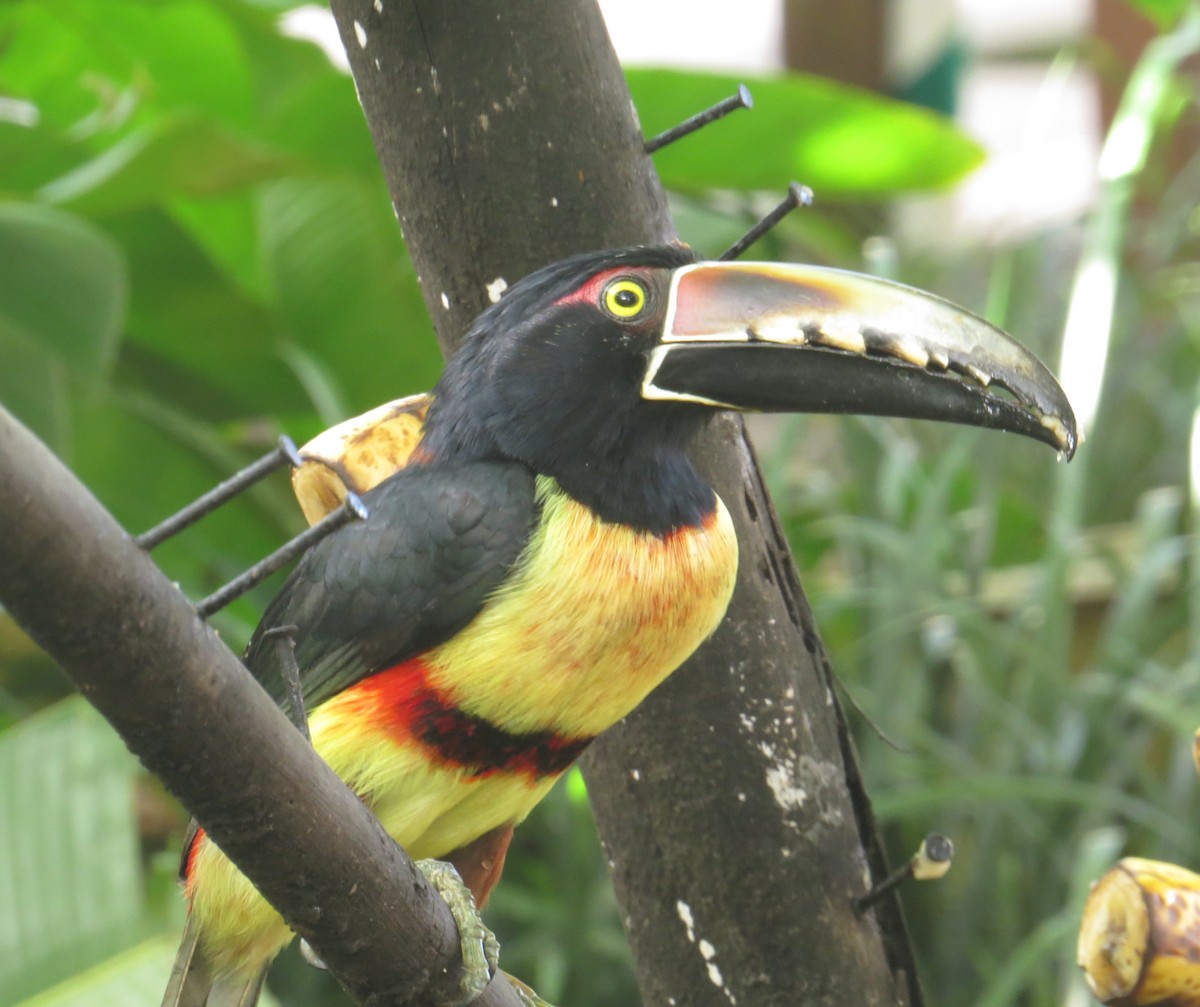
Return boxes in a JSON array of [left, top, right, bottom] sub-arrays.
[[417, 858, 500, 1007]]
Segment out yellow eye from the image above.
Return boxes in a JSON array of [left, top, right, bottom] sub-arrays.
[[603, 278, 648, 319]]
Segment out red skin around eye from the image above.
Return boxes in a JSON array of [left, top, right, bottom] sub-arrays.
[[551, 266, 648, 309]]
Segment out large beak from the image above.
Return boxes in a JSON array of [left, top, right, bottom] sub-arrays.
[[643, 261, 1077, 458]]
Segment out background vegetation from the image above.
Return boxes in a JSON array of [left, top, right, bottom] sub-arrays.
[[0, 1, 1197, 1005]]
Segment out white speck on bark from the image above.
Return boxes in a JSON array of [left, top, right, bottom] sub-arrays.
[[353, 20, 367, 48], [478, 113, 489, 131], [765, 761, 808, 810], [373, 0, 383, 11], [676, 900, 696, 942], [549, 196, 559, 207], [440, 292, 450, 310], [486, 278, 507, 303], [759, 740, 809, 813], [676, 903, 737, 1001], [630, 768, 640, 781]]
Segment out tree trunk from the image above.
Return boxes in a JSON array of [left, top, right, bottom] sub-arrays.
[[328, 2, 921, 1004]]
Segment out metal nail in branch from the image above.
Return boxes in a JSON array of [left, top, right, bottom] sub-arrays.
[[136, 436, 304, 551], [720, 182, 815, 262], [855, 833, 955, 913], [133, 434, 368, 619], [194, 494, 368, 618], [643, 84, 753, 154]]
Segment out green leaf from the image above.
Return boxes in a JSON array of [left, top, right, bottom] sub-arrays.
[[0, 698, 144, 1005], [38, 114, 293, 215], [630, 68, 985, 196], [1124, 0, 1193, 30], [0, 203, 126, 375], [107, 207, 300, 419], [0, 331, 71, 453], [12, 937, 176, 1007], [13, 934, 281, 1007], [258, 177, 444, 412], [1, 1, 254, 131]]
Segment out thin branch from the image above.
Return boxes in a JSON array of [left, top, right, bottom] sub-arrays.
[[0, 403, 524, 1007]]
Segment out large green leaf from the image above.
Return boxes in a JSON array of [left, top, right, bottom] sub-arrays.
[[0, 332, 70, 453], [0, 699, 144, 1006], [13, 935, 281, 1007], [258, 177, 445, 412], [1, 1, 254, 131], [0, 203, 126, 374], [39, 115, 293, 215], [13, 937, 177, 1007], [106, 207, 301, 419], [630, 68, 985, 196], [1124, 0, 1193, 29]]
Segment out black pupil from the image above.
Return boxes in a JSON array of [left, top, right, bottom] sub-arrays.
[[615, 287, 639, 309]]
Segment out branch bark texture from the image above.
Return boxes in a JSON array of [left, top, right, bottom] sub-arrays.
[[0, 404, 525, 1007], [329, 1, 920, 1004]]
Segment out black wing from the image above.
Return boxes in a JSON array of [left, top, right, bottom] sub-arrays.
[[243, 459, 537, 714]]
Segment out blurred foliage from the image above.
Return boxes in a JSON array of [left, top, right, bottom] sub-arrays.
[[1, 1, 1195, 1006], [759, 8, 1200, 1007], [1126, 0, 1195, 31], [629, 68, 984, 195]]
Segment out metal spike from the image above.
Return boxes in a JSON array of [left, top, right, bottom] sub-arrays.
[[719, 181, 814, 262], [854, 833, 954, 913], [643, 84, 753, 154], [136, 436, 304, 551], [195, 492, 368, 618]]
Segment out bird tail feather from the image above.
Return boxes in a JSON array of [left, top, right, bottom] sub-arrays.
[[161, 915, 268, 1007]]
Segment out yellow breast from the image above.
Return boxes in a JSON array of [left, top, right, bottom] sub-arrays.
[[425, 476, 739, 738]]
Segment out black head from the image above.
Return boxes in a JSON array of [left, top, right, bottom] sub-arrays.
[[420, 244, 1077, 534], [421, 244, 718, 532]]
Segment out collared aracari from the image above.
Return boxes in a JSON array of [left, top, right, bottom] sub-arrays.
[[165, 244, 1076, 1006]]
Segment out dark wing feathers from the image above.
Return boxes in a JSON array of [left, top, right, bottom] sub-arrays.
[[243, 460, 537, 714]]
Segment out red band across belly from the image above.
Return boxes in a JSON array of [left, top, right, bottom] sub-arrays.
[[352, 658, 594, 780]]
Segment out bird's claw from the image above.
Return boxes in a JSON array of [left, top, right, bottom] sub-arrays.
[[417, 858, 500, 1007], [299, 864, 556, 1007], [299, 938, 328, 971]]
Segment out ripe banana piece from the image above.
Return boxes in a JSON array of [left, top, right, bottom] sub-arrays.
[[1078, 856, 1200, 1007]]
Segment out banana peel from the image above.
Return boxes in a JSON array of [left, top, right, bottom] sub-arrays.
[[1078, 856, 1200, 1007], [291, 394, 431, 525]]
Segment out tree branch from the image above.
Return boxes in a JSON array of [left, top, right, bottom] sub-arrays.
[[331, 1, 921, 1003], [0, 403, 524, 1007]]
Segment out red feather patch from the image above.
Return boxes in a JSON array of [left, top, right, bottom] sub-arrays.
[[349, 658, 593, 781]]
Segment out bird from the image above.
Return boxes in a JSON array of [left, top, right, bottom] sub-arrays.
[[163, 243, 1077, 1006]]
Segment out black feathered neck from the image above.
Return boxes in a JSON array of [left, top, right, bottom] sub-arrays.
[[419, 245, 716, 535]]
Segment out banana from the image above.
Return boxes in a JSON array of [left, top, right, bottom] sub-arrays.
[[1078, 856, 1200, 1007]]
